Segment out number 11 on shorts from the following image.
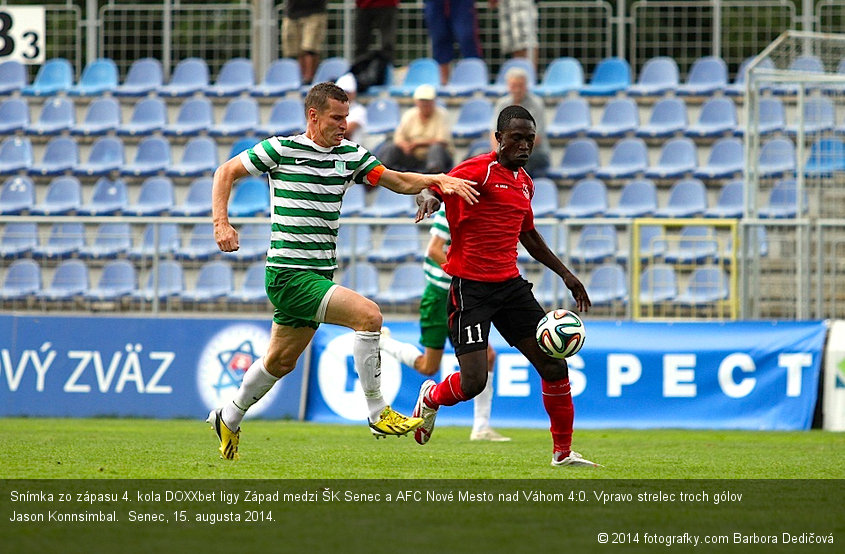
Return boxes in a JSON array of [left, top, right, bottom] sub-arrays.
[[464, 323, 483, 344]]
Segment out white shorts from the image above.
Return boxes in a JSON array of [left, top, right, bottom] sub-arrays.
[[499, 0, 539, 54]]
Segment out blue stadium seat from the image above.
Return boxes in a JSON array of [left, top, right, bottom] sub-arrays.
[[85, 260, 137, 301], [595, 138, 648, 180], [22, 58, 73, 97], [518, 224, 565, 262], [340, 262, 379, 299], [804, 137, 845, 177], [78, 177, 128, 215], [251, 58, 301, 97], [309, 57, 350, 89], [547, 138, 598, 180], [587, 263, 627, 305], [628, 56, 679, 96], [128, 223, 179, 259], [676, 266, 729, 306], [340, 184, 366, 217], [0, 60, 27, 94], [0, 259, 41, 300], [606, 178, 657, 218], [0, 137, 33, 174], [722, 226, 769, 261], [159, 58, 209, 97], [580, 57, 630, 96], [0, 222, 38, 258], [229, 261, 267, 303], [172, 176, 213, 216], [685, 97, 737, 138], [133, 260, 185, 301], [39, 259, 89, 301], [115, 58, 163, 96], [547, 98, 591, 139], [733, 97, 784, 137], [367, 225, 421, 263], [121, 136, 171, 177], [587, 97, 639, 139], [616, 224, 666, 264], [181, 261, 234, 302], [364, 98, 400, 136], [758, 179, 808, 219], [639, 264, 678, 304], [0, 98, 30, 134], [31, 176, 81, 215], [26, 97, 75, 136], [390, 57, 439, 97], [206, 58, 254, 97], [463, 137, 491, 160], [210, 98, 260, 137], [663, 226, 718, 264], [654, 178, 708, 217], [163, 97, 213, 137], [451, 98, 493, 139], [786, 96, 835, 136], [337, 224, 373, 262], [439, 57, 488, 97], [676, 56, 728, 96], [0, 175, 34, 214], [223, 224, 266, 262], [72, 97, 121, 136], [636, 97, 687, 138], [256, 98, 306, 137], [124, 176, 175, 216], [29, 137, 79, 176], [228, 136, 260, 159], [644, 137, 697, 179], [531, 177, 559, 218], [374, 262, 426, 306], [117, 97, 168, 136], [570, 224, 617, 264], [772, 55, 824, 95], [175, 224, 218, 261], [166, 137, 218, 177], [705, 179, 744, 218], [360, 187, 415, 218], [486, 58, 536, 97], [555, 178, 607, 218], [74, 136, 124, 176], [78, 222, 132, 260], [68, 58, 118, 96], [758, 137, 795, 178], [725, 56, 774, 96], [32, 222, 85, 259], [228, 177, 269, 216], [533, 268, 570, 307], [693, 138, 743, 179], [534, 57, 583, 98]]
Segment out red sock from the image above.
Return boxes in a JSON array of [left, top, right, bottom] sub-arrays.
[[427, 371, 468, 408], [542, 378, 574, 456]]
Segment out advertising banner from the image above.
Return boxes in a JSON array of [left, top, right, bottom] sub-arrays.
[[822, 320, 845, 431]]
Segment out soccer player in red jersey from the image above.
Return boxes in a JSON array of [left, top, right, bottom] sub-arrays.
[[411, 105, 600, 467]]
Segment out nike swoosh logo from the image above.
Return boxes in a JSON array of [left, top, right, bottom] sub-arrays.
[[374, 372, 381, 379], [295, 159, 310, 164]]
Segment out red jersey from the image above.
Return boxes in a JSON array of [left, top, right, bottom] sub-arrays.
[[431, 151, 535, 282]]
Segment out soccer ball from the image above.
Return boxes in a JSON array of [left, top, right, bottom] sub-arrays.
[[535, 309, 586, 359]]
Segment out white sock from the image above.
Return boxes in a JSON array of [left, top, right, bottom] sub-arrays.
[[472, 371, 495, 433], [354, 331, 387, 421], [380, 335, 423, 368], [222, 357, 278, 431]]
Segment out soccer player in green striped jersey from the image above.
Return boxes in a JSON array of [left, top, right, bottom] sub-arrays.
[[206, 82, 479, 459]]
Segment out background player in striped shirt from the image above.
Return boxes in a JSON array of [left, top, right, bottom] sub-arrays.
[[207, 82, 479, 460]]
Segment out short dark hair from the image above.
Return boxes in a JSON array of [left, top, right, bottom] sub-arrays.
[[496, 105, 535, 133], [305, 82, 349, 114]]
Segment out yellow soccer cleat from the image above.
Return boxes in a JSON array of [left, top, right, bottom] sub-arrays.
[[207, 408, 240, 460], [369, 406, 424, 438]]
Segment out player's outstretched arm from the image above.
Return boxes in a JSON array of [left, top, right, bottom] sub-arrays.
[[378, 168, 478, 205], [520, 229, 591, 312], [212, 156, 251, 252]]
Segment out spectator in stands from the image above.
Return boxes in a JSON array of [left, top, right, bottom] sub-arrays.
[[491, 0, 539, 70], [336, 73, 367, 144], [378, 84, 454, 173], [282, 0, 328, 84], [354, 0, 399, 68], [490, 67, 549, 176], [424, 0, 483, 85]]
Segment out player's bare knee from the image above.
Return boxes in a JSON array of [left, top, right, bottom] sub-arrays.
[[262, 356, 295, 379], [460, 372, 488, 399], [536, 358, 568, 382], [417, 358, 439, 376], [354, 300, 383, 332]]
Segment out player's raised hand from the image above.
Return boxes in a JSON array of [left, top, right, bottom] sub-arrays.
[[214, 221, 239, 252], [433, 174, 479, 204], [564, 274, 591, 313]]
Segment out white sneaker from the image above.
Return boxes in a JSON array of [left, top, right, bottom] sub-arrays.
[[470, 427, 511, 442], [412, 380, 438, 445], [551, 451, 602, 468]]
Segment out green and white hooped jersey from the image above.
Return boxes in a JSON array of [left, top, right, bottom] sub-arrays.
[[424, 208, 451, 290], [239, 135, 381, 270]]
